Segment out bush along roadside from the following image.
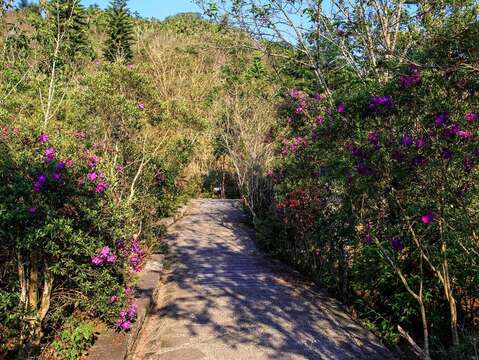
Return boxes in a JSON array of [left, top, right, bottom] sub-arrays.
[[0, 127, 147, 356], [260, 63, 478, 359]]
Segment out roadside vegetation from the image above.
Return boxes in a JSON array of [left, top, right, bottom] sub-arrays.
[[0, 0, 478, 359]]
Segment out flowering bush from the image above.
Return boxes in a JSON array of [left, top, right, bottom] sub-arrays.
[[0, 127, 143, 354], [260, 61, 479, 357], [0, 6, 251, 358]]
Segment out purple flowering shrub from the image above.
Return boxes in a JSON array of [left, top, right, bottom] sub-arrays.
[[259, 63, 479, 355], [0, 127, 145, 351], [0, 62, 198, 354]]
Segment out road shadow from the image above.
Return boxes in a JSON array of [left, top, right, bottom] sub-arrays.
[[140, 199, 395, 360]]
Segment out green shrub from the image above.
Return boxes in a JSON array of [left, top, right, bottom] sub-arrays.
[[264, 61, 478, 358], [52, 319, 95, 360]]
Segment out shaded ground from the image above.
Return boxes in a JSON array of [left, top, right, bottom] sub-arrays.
[[132, 199, 394, 360]]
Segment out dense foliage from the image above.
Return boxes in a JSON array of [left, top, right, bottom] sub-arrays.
[[0, 2, 253, 358], [261, 63, 478, 359], [201, 0, 479, 359], [103, 0, 134, 62], [2, 0, 478, 358]]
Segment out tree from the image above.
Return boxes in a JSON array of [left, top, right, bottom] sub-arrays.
[[196, 0, 417, 93], [18, 0, 30, 8], [48, 0, 93, 61], [104, 0, 134, 62]]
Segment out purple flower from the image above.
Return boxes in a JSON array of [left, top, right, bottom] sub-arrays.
[[94, 59, 101, 65], [88, 155, 98, 168], [38, 133, 49, 144], [119, 320, 132, 331], [399, 74, 421, 88], [391, 237, 404, 252], [52, 172, 62, 182], [116, 240, 128, 256], [33, 174, 48, 192], [399, 65, 421, 88], [392, 150, 405, 163], [110, 295, 118, 303], [288, 89, 305, 99], [466, 112, 477, 122], [130, 255, 142, 273], [295, 106, 303, 114], [446, 124, 460, 138], [401, 134, 413, 147], [127, 305, 137, 318], [95, 181, 109, 193], [44, 147, 56, 162], [435, 112, 448, 127], [87, 172, 98, 182], [370, 95, 393, 110], [100, 246, 110, 258], [367, 131, 379, 144], [336, 102, 346, 113], [413, 155, 428, 166], [441, 148, 453, 160], [138, 102, 145, 110], [28, 207, 38, 215], [348, 144, 363, 158], [313, 93, 322, 101], [415, 137, 426, 149], [457, 130, 472, 140], [37, 174, 47, 184], [420, 212, 434, 224], [356, 162, 372, 176], [75, 131, 86, 140], [132, 239, 142, 254], [127, 63, 134, 69], [55, 161, 66, 171], [91, 256, 103, 266], [107, 254, 117, 264], [116, 165, 124, 174]]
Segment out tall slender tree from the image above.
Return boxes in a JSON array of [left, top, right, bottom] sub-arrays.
[[49, 0, 92, 60], [104, 0, 134, 62], [36, 0, 93, 65]]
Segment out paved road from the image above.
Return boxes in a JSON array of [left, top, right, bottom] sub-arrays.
[[132, 199, 394, 360]]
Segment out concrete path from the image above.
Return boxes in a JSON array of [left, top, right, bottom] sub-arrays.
[[132, 199, 394, 360]]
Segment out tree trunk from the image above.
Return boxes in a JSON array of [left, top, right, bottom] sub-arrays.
[[439, 217, 460, 350], [28, 253, 38, 311], [18, 252, 28, 308], [221, 157, 226, 199], [22, 255, 54, 352], [419, 298, 431, 360], [443, 260, 460, 350]]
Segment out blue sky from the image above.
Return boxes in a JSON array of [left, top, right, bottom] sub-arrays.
[[81, 0, 201, 19], [19, 0, 201, 20]]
